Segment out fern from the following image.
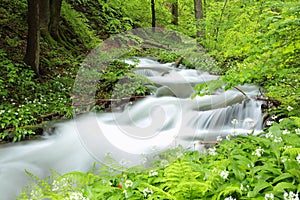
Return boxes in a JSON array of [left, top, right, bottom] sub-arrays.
[[213, 185, 242, 200], [283, 148, 300, 157], [61, 1, 100, 49], [173, 182, 211, 198], [139, 183, 175, 200]]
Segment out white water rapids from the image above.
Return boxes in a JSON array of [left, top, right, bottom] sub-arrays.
[[0, 58, 263, 199]]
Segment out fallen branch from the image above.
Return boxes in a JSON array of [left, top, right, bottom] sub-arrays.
[[73, 95, 147, 106], [233, 86, 249, 99], [173, 55, 184, 68]]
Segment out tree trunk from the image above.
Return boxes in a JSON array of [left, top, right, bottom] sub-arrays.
[[151, 0, 156, 29], [39, 0, 50, 31], [49, 0, 62, 40], [171, 0, 179, 25], [194, 0, 204, 38], [24, 0, 40, 76]]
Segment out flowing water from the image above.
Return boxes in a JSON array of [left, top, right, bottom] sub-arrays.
[[0, 58, 263, 199]]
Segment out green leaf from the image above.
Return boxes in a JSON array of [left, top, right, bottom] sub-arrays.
[[273, 173, 294, 184], [273, 182, 296, 193], [248, 182, 271, 198]]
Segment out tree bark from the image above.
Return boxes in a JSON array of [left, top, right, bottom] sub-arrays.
[[39, 0, 50, 31], [194, 0, 204, 38], [151, 0, 156, 29], [171, 0, 179, 25], [24, 0, 40, 76], [49, 0, 62, 40]]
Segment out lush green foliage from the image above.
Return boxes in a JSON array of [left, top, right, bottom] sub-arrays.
[[96, 60, 151, 99], [0, 0, 151, 141], [1, 0, 299, 198], [0, 49, 77, 142], [194, 0, 300, 117], [19, 117, 300, 199]]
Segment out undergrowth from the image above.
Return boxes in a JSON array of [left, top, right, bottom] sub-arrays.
[[19, 117, 300, 199]]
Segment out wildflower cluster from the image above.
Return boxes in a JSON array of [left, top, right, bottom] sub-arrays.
[[142, 187, 153, 198], [19, 117, 300, 200], [252, 146, 264, 157], [148, 170, 158, 177], [124, 180, 133, 188], [207, 147, 218, 156], [224, 196, 236, 200], [284, 191, 299, 200], [219, 170, 229, 179], [265, 193, 274, 200], [67, 192, 89, 200]]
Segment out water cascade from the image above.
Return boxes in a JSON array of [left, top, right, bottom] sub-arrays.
[[0, 58, 263, 199]]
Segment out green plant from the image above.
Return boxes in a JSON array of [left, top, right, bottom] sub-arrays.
[[19, 117, 300, 199]]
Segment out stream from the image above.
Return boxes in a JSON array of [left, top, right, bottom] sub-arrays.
[[0, 58, 264, 199]]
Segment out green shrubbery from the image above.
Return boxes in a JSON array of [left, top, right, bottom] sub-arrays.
[[194, 0, 300, 117], [19, 117, 300, 199], [0, 49, 76, 142], [1, 0, 299, 198]]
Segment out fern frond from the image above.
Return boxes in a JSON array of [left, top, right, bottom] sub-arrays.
[[283, 147, 300, 157], [141, 183, 176, 200], [213, 185, 242, 200]]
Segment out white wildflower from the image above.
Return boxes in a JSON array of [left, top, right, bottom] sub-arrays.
[[216, 136, 223, 142], [287, 106, 294, 112], [296, 154, 300, 164], [284, 191, 299, 200], [274, 136, 282, 143], [271, 115, 278, 120], [220, 170, 229, 179], [295, 128, 300, 135], [266, 132, 274, 138], [52, 178, 68, 191], [123, 190, 129, 198], [282, 157, 289, 163], [284, 146, 293, 151], [252, 147, 265, 157], [231, 119, 239, 125], [142, 187, 153, 198], [282, 129, 291, 135], [125, 180, 133, 188], [226, 135, 231, 140], [160, 159, 169, 167], [67, 192, 89, 200], [29, 188, 43, 200], [208, 147, 217, 156], [149, 170, 158, 177], [240, 184, 247, 191], [265, 193, 274, 200], [224, 196, 236, 200]]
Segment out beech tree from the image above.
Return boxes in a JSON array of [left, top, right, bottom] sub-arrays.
[[194, 0, 204, 38], [151, 0, 156, 28], [171, 0, 179, 25], [24, 0, 62, 76], [24, 0, 40, 76]]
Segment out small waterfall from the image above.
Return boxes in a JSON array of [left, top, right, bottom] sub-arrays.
[[0, 58, 263, 199]]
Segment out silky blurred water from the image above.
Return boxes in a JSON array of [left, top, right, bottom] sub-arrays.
[[0, 58, 263, 199]]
